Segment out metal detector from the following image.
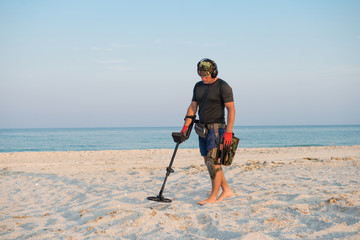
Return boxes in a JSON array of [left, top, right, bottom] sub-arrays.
[[147, 116, 196, 203]]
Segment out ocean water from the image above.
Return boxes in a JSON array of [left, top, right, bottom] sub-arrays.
[[0, 125, 359, 153]]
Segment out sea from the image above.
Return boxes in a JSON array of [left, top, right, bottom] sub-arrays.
[[0, 125, 359, 153]]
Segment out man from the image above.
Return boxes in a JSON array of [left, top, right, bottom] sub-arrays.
[[181, 58, 235, 205]]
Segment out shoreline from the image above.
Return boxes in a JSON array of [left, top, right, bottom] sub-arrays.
[[1, 146, 359, 239], [1, 143, 360, 153]]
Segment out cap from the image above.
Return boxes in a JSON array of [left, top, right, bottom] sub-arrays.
[[197, 59, 216, 77]]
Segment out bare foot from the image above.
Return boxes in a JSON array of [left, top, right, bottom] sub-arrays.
[[197, 197, 217, 205], [217, 190, 233, 202]]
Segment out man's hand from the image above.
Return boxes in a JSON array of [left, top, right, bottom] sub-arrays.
[[222, 132, 233, 146], [180, 125, 188, 135]]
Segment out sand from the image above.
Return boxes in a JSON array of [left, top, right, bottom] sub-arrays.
[[1, 146, 360, 239]]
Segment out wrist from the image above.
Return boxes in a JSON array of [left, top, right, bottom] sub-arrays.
[[225, 128, 233, 133]]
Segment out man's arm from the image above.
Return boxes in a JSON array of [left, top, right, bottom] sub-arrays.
[[184, 101, 198, 126], [224, 101, 235, 133]]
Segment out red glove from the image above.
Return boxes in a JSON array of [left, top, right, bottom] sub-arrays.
[[222, 132, 233, 146], [180, 125, 188, 135]]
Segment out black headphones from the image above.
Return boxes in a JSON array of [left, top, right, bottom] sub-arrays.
[[197, 58, 218, 78]]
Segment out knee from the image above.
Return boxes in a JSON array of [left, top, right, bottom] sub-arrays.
[[207, 148, 220, 165], [206, 157, 222, 180]]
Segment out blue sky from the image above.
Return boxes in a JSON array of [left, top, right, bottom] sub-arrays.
[[0, 0, 359, 128]]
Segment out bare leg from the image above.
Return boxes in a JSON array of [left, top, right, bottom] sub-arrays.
[[197, 156, 233, 205], [198, 157, 223, 205], [217, 169, 233, 202]]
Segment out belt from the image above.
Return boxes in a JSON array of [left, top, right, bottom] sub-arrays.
[[206, 123, 226, 130]]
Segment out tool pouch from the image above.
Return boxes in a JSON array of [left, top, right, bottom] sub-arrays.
[[195, 123, 208, 138], [220, 135, 240, 166]]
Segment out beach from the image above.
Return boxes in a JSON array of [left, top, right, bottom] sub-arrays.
[[1, 146, 359, 239]]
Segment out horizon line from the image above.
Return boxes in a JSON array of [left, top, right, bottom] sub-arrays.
[[1, 124, 360, 130]]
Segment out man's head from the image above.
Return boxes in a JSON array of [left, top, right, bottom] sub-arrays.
[[197, 58, 218, 78]]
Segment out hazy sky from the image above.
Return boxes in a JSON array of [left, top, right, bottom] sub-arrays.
[[1, 0, 359, 128]]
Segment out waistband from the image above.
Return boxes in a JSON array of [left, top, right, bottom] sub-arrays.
[[206, 123, 226, 130]]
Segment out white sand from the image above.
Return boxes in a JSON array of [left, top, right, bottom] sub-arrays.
[[1, 146, 359, 239]]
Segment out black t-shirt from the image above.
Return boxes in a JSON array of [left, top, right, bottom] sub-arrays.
[[192, 78, 234, 124]]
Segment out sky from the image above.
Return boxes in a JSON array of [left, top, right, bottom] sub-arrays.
[[0, 0, 359, 128]]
